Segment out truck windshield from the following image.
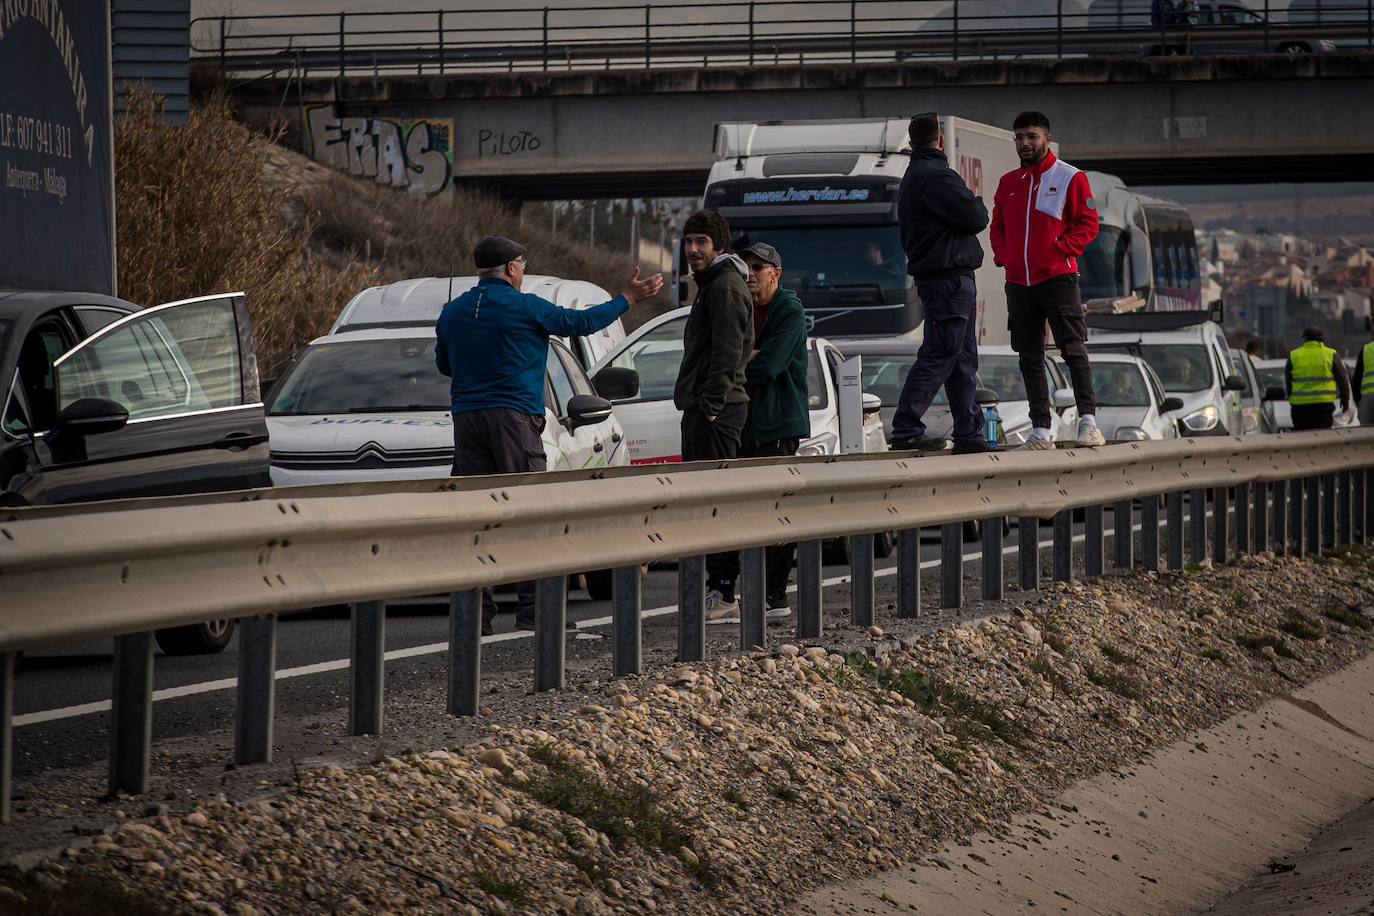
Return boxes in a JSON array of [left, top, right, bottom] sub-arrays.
[[268, 338, 452, 415], [1079, 227, 1127, 302], [732, 225, 910, 296]]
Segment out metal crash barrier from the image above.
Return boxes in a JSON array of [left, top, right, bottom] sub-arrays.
[[2, 429, 1374, 818]]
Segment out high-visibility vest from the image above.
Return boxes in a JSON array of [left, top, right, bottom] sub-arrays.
[[1362, 340, 1374, 395], [1289, 341, 1338, 406]]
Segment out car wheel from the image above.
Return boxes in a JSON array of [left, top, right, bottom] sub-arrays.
[[583, 569, 613, 601], [1278, 42, 1311, 53], [874, 530, 895, 559], [155, 619, 235, 655]]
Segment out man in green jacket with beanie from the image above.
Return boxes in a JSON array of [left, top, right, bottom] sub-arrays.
[[703, 241, 812, 625]]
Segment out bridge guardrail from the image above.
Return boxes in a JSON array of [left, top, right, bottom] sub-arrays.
[[190, 0, 1374, 77], [2, 430, 1373, 820]]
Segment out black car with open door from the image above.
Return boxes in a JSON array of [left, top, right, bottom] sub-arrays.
[[1, 290, 271, 653]]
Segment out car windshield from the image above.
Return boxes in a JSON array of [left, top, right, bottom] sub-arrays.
[[1091, 362, 1151, 407], [732, 225, 911, 295], [606, 316, 684, 402], [978, 355, 1029, 402], [1079, 227, 1127, 302], [267, 338, 451, 415], [1108, 344, 1214, 393], [1257, 365, 1285, 391]]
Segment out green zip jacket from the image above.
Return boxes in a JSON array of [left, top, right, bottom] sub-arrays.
[[744, 286, 812, 442]]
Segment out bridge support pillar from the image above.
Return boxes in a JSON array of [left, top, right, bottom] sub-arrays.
[[235, 614, 277, 764], [981, 517, 1003, 601], [739, 547, 766, 650], [678, 555, 706, 662], [941, 524, 962, 609], [1166, 491, 1184, 571], [1053, 510, 1073, 582], [897, 529, 921, 618], [534, 576, 566, 692], [850, 534, 875, 626], [612, 566, 642, 676], [110, 631, 154, 795], [349, 602, 385, 736], [796, 541, 823, 639], [1018, 517, 1040, 589], [448, 591, 482, 716]]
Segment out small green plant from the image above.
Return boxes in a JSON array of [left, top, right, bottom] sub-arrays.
[[768, 783, 801, 804], [1322, 603, 1372, 631], [722, 788, 751, 810], [1036, 615, 1073, 656], [1185, 562, 1207, 574], [1098, 642, 1140, 666], [1235, 634, 1296, 659], [1083, 663, 1141, 700], [1277, 614, 1324, 641], [474, 871, 526, 903], [932, 748, 964, 772], [1199, 647, 1231, 666], [1031, 653, 1077, 696]]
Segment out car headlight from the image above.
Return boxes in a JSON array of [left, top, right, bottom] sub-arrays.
[[797, 432, 838, 456], [1180, 405, 1219, 432], [1004, 425, 1031, 445], [1116, 426, 1149, 441]]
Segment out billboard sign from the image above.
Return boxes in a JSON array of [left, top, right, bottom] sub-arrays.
[[0, 2, 114, 295]]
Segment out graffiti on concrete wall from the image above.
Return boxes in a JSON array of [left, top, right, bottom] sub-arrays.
[[306, 106, 453, 196]]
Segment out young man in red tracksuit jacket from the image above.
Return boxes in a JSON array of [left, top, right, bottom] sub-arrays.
[[990, 110, 1104, 448]]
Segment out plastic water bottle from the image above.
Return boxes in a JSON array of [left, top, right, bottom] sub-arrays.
[[984, 406, 1001, 449]]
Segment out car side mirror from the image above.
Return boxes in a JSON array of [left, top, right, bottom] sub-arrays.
[[567, 393, 614, 429], [1052, 388, 1076, 410], [974, 387, 999, 408], [53, 397, 129, 437], [1223, 375, 1245, 392], [1161, 396, 1185, 413], [862, 392, 882, 414], [1262, 385, 1287, 402], [592, 366, 640, 401]]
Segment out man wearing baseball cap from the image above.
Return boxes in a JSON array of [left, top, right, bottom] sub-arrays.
[[436, 235, 663, 632], [704, 241, 811, 625]]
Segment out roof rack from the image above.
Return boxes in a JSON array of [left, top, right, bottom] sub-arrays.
[[1085, 301, 1223, 333]]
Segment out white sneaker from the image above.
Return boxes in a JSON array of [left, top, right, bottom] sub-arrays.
[[704, 590, 740, 625], [1016, 436, 1055, 451], [765, 603, 792, 623], [1076, 418, 1106, 447]]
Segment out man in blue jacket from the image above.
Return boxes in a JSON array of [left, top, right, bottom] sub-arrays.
[[436, 235, 663, 632], [889, 112, 992, 454]]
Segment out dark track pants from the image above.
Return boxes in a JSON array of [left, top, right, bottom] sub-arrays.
[[891, 274, 981, 445], [1006, 274, 1097, 430]]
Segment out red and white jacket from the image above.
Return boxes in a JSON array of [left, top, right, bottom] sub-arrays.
[[989, 150, 1099, 287]]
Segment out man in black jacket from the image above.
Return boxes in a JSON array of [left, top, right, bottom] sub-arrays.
[[889, 112, 992, 454], [674, 209, 754, 623]]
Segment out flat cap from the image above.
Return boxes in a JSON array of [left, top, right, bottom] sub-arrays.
[[473, 235, 528, 270], [741, 241, 782, 268]]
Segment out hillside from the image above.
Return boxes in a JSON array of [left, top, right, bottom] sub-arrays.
[[115, 92, 670, 376]]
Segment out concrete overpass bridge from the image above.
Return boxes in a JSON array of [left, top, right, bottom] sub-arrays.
[[225, 52, 1374, 200]]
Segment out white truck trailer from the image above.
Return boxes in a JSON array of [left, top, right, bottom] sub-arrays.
[[693, 116, 1022, 343]]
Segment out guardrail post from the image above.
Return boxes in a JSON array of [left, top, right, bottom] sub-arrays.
[[234, 614, 277, 764], [740, 547, 766, 650], [1189, 488, 1207, 566], [898, 529, 921, 617], [941, 523, 963, 608], [850, 534, 876, 626], [1166, 490, 1184, 570], [1290, 477, 1306, 557], [1113, 500, 1133, 569], [1273, 480, 1288, 554], [349, 601, 385, 736], [0, 652, 13, 822], [612, 566, 642, 676], [1306, 476, 1322, 557], [110, 631, 154, 795], [1236, 482, 1252, 557], [1356, 468, 1369, 545], [1323, 473, 1338, 549], [1213, 486, 1230, 566], [981, 517, 1003, 601], [437, 11, 445, 74], [1254, 479, 1268, 554], [678, 555, 706, 662], [1053, 511, 1073, 581], [1140, 496, 1159, 571], [1018, 517, 1040, 589], [1084, 506, 1104, 577], [797, 541, 823, 639], [448, 591, 482, 717], [1338, 470, 1353, 547], [534, 576, 566, 692], [338, 12, 346, 78]]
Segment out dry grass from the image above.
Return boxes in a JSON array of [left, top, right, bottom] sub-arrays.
[[115, 91, 672, 377]]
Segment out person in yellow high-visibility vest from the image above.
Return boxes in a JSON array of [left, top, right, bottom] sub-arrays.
[[1285, 327, 1351, 430], [1350, 318, 1374, 425]]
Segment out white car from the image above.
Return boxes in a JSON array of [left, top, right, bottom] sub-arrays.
[[588, 305, 886, 463], [1087, 352, 1183, 440], [328, 275, 627, 370], [266, 327, 630, 486], [837, 339, 1080, 447]]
